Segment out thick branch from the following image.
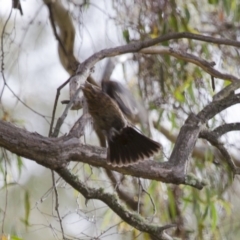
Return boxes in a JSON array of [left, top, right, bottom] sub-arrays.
[[1, 94, 240, 189], [0, 121, 67, 169], [168, 113, 202, 168], [0, 120, 205, 189]]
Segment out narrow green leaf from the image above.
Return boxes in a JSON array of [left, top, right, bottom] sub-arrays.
[[11, 236, 23, 240], [222, 0, 230, 14], [184, 7, 190, 23], [24, 191, 30, 227], [167, 189, 176, 218], [122, 29, 130, 43], [202, 205, 209, 220], [208, 0, 218, 4], [210, 202, 218, 231], [17, 156, 23, 176]]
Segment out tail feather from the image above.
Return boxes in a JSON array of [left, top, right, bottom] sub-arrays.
[[107, 126, 162, 166], [109, 139, 121, 165]]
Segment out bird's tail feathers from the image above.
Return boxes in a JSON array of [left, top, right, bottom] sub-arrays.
[[107, 126, 162, 166]]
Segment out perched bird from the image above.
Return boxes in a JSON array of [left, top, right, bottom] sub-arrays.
[[81, 81, 162, 167], [102, 79, 147, 124]]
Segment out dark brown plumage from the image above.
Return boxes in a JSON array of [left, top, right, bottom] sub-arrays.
[[102, 79, 148, 124], [82, 81, 162, 167]]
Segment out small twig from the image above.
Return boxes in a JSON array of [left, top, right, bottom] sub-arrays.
[[105, 170, 139, 211], [211, 76, 215, 91], [1, 150, 8, 234], [49, 77, 71, 137], [1, 8, 51, 122], [0, 8, 11, 113], [137, 178, 142, 214], [51, 171, 65, 239], [52, 65, 92, 138], [48, 76, 70, 239], [139, 181, 157, 219], [97, 221, 123, 239], [0, 6, 12, 81]]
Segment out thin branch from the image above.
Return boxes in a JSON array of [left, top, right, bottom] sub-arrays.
[[213, 82, 240, 101], [139, 181, 156, 219], [137, 178, 142, 214], [1, 150, 8, 234], [141, 46, 240, 83], [56, 167, 176, 240], [197, 93, 240, 122], [213, 123, 240, 138], [104, 170, 139, 211], [51, 171, 65, 239], [0, 7, 12, 86], [51, 76, 84, 138], [48, 77, 70, 239], [155, 32, 240, 47], [199, 130, 240, 174], [0, 6, 52, 123], [49, 77, 71, 137], [0, 7, 52, 122]]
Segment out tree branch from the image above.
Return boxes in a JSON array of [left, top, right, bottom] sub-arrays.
[[153, 123, 209, 160], [197, 93, 240, 121], [213, 123, 240, 138], [0, 94, 239, 190], [199, 130, 238, 173], [56, 167, 176, 240], [0, 120, 205, 189], [76, 32, 240, 78], [140, 46, 240, 83]]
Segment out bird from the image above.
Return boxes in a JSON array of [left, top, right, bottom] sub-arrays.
[[102, 79, 145, 123], [81, 81, 162, 167]]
